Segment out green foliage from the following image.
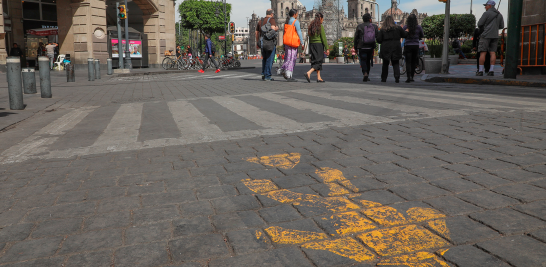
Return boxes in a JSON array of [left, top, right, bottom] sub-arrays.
[[422, 14, 476, 40], [179, 0, 231, 34], [330, 37, 354, 57]]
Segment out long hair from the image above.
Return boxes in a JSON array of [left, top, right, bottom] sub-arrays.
[[285, 9, 297, 25], [381, 16, 396, 31], [406, 14, 418, 36], [308, 13, 324, 36]]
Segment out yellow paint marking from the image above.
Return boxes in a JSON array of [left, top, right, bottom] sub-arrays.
[[302, 237, 376, 262], [339, 180, 359, 192], [245, 153, 301, 169], [437, 248, 449, 256], [358, 225, 450, 256], [255, 230, 263, 240], [315, 167, 347, 183], [359, 200, 383, 208], [427, 220, 450, 240], [319, 211, 377, 236], [264, 226, 327, 244], [242, 179, 279, 193], [325, 183, 350, 196], [294, 197, 360, 214], [261, 189, 319, 203], [362, 206, 407, 227], [378, 251, 450, 267], [406, 207, 446, 223]]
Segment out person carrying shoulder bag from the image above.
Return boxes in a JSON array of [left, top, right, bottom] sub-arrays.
[[280, 9, 303, 82], [256, 9, 279, 81]]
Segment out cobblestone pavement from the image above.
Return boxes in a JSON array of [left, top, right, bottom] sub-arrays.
[[0, 63, 546, 266]]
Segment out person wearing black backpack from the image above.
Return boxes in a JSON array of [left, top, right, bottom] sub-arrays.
[[255, 9, 279, 81], [402, 14, 424, 83], [354, 13, 378, 82], [199, 34, 220, 74]]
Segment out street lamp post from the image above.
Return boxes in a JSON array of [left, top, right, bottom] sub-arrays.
[[210, 0, 229, 56]]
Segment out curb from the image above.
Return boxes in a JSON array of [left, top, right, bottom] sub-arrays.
[[424, 76, 546, 88], [113, 67, 256, 78]]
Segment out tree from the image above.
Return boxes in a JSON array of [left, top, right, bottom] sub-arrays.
[[422, 14, 476, 42], [179, 0, 232, 34]]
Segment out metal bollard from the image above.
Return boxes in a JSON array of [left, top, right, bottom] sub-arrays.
[[66, 64, 75, 82], [6, 57, 24, 110], [88, 58, 95, 81], [38, 56, 52, 98], [22, 68, 37, 94], [95, 59, 101, 79], [107, 58, 113, 75]]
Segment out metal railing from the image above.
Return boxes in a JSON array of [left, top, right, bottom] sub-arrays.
[[518, 23, 546, 74]]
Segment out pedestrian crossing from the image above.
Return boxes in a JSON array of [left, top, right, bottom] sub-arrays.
[[1, 87, 545, 163], [113, 73, 260, 82]]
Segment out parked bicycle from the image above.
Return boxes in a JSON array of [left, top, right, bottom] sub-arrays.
[[400, 48, 425, 75]]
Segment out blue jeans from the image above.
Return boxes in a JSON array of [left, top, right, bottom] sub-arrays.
[[261, 47, 276, 79], [455, 48, 466, 59], [358, 49, 373, 74]]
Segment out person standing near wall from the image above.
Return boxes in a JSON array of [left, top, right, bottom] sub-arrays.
[[45, 42, 57, 70], [304, 13, 328, 83], [377, 16, 407, 83]]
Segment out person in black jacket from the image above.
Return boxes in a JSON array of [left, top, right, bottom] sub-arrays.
[[377, 16, 407, 83], [472, 28, 490, 75], [354, 13, 378, 82], [9, 43, 23, 58]]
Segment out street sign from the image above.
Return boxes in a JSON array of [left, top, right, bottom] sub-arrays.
[[219, 36, 226, 41]]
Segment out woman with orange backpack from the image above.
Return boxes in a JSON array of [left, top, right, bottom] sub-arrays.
[[280, 9, 303, 82]]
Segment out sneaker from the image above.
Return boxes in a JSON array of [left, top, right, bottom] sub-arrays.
[[476, 71, 484, 76], [198, 69, 205, 74], [487, 71, 494, 76], [215, 69, 221, 73], [262, 75, 265, 80]]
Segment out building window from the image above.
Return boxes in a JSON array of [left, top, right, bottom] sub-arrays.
[[22, 0, 57, 22]]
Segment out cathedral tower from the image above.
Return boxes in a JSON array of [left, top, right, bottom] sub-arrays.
[[347, 0, 376, 21]]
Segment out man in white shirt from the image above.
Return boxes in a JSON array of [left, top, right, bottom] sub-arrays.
[[45, 42, 57, 69]]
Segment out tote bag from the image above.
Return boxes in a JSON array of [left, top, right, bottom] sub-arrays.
[[283, 20, 301, 48]]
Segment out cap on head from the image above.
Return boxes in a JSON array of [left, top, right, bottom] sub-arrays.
[[484, 0, 495, 6]]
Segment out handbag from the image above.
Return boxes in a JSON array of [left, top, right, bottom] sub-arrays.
[[283, 19, 301, 48]]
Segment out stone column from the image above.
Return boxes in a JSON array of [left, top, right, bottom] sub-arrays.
[[8, 0, 24, 65], [69, 0, 107, 65], [144, 14, 161, 66], [164, 0, 176, 52], [0, 3, 7, 65], [57, 0, 75, 63]]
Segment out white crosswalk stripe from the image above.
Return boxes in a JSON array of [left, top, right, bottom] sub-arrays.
[[92, 103, 143, 152]]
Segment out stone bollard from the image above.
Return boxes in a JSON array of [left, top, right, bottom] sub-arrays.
[[95, 59, 101, 79], [66, 64, 75, 82], [107, 58, 113, 75], [7, 57, 24, 110], [88, 58, 95, 81], [38, 56, 52, 98], [22, 68, 37, 94]]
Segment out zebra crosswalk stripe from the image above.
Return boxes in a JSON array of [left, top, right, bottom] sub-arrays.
[[92, 103, 144, 152]]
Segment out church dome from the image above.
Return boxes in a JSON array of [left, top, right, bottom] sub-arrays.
[[383, 8, 403, 16]]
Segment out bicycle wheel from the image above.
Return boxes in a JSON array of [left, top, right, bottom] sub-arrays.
[[415, 58, 424, 74], [162, 57, 173, 70], [234, 60, 241, 68], [400, 57, 406, 75]]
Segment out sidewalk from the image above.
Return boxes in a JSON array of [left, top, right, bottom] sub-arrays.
[[423, 64, 546, 87]]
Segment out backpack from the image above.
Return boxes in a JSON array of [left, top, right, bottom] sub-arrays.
[[362, 24, 376, 44], [259, 17, 277, 52], [210, 41, 216, 54], [452, 39, 459, 49]]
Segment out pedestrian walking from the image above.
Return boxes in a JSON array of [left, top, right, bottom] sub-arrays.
[[377, 16, 407, 83], [304, 13, 328, 83], [353, 13, 378, 82], [452, 38, 467, 59], [351, 47, 357, 64], [343, 45, 350, 64], [198, 34, 221, 74], [472, 27, 490, 74], [256, 9, 279, 81], [45, 42, 57, 70], [402, 14, 424, 83], [477, 0, 504, 76], [280, 9, 303, 82]]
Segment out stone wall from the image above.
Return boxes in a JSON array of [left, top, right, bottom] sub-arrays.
[[522, 0, 546, 26]]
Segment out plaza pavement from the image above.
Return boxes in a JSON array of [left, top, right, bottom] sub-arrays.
[[0, 61, 545, 266]]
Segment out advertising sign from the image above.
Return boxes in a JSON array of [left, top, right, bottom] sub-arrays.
[[111, 40, 142, 58]]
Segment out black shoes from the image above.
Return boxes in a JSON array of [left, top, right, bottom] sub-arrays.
[[476, 71, 484, 76], [363, 76, 368, 82], [487, 71, 494, 76], [317, 80, 325, 83], [395, 78, 400, 83], [405, 78, 411, 83], [304, 73, 311, 83]]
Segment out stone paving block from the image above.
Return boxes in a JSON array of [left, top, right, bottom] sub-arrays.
[[490, 168, 545, 182], [169, 234, 230, 262], [410, 166, 460, 181], [463, 149, 509, 160], [208, 247, 314, 267], [491, 145, 538, 156], [301, 237, 376, 267], [80, 177, 118, 190], [389, 182, 449, 201], [219, 172, 250, 184], [32, 218, 82, 238], [259, 204, 302, 223], [363, 144, 406, 154], [513, 200, 546, 220], [211, 211, 265, 231], [65, 250, 113, 267], [466, 159, 519, 172], [59, 229, 122, 254], [91, 168, 126, 179], [525, 164, 546, 175], [362, 163, 407, 175], [434, 144, 472, 154], [443, 164, 485, 175], [457, 190, 521, 209], [477, 235, 546, 267], [133, 204, 181, 225], [492, 183, 546, 202], [141, 191, 196, 206], [501, 153, 546, 167], [340, 177, 387, 192], [179, 200, 214, 217], [393, 147, 447, 159], [147, 170, 191, 182], [278, 163, 318, 176], [273, 174, 318, 189], [530, 228, 546, 242], [442, 245, 511, 267], [26, 201, 96, 222], [364, 153, 406, 164], [0, 237, 63, 263], [114, 242, 169, 267], [13, 185, 48, 198], [246, 168, 285, 180], [336, 167, 374, 179], [348, 190, 405, 205], [126, 221, 172, 247], [375, 172, 427, 185], [196, 185, 238, 200], [395, 157, 448, 170], [211, 195, 261, 213], [469, 208, 546, 235], [84, 211, 131, 231], [12, 194, 57, 209], [272, 218, 325, 237], [0, 257, 66, 267], [48, 181, 82, 193], [117, 174, 145, 186], [427, 216, 499, 245], [194, 157, 229, 167], [530, 178, 546, 189], [226, 229, 272, 254], [256, 187, 317, 208], [224, 161, 265, 173], [98, 196, 140, 213], [127, 181, 165, 196], [173, 216, 213, 237], [189, 166, 226, 177], [0, 223, 33, 243], [463, 173, 513, 187], [172, 160, 197, 170], [332, 157, 375, 168], [431, 177, 485, 193], [424, 196, 483, 216], [86, 187, 127, 201], [434, 153, 478, 164]]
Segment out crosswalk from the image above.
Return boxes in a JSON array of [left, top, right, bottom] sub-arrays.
[[113, 73, 260, 82], [1, 87, 545, 163]]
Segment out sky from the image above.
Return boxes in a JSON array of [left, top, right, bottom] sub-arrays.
[[175, 0, 509, 31]]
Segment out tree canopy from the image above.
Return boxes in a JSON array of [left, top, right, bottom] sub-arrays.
[[422, 14, 476, 40], [179, 0, 232, 34]]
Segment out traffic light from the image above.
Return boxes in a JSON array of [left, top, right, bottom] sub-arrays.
[[229, 22, 235, 35], [438, 0, 447, 2], [118, 5, 127, 20]]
